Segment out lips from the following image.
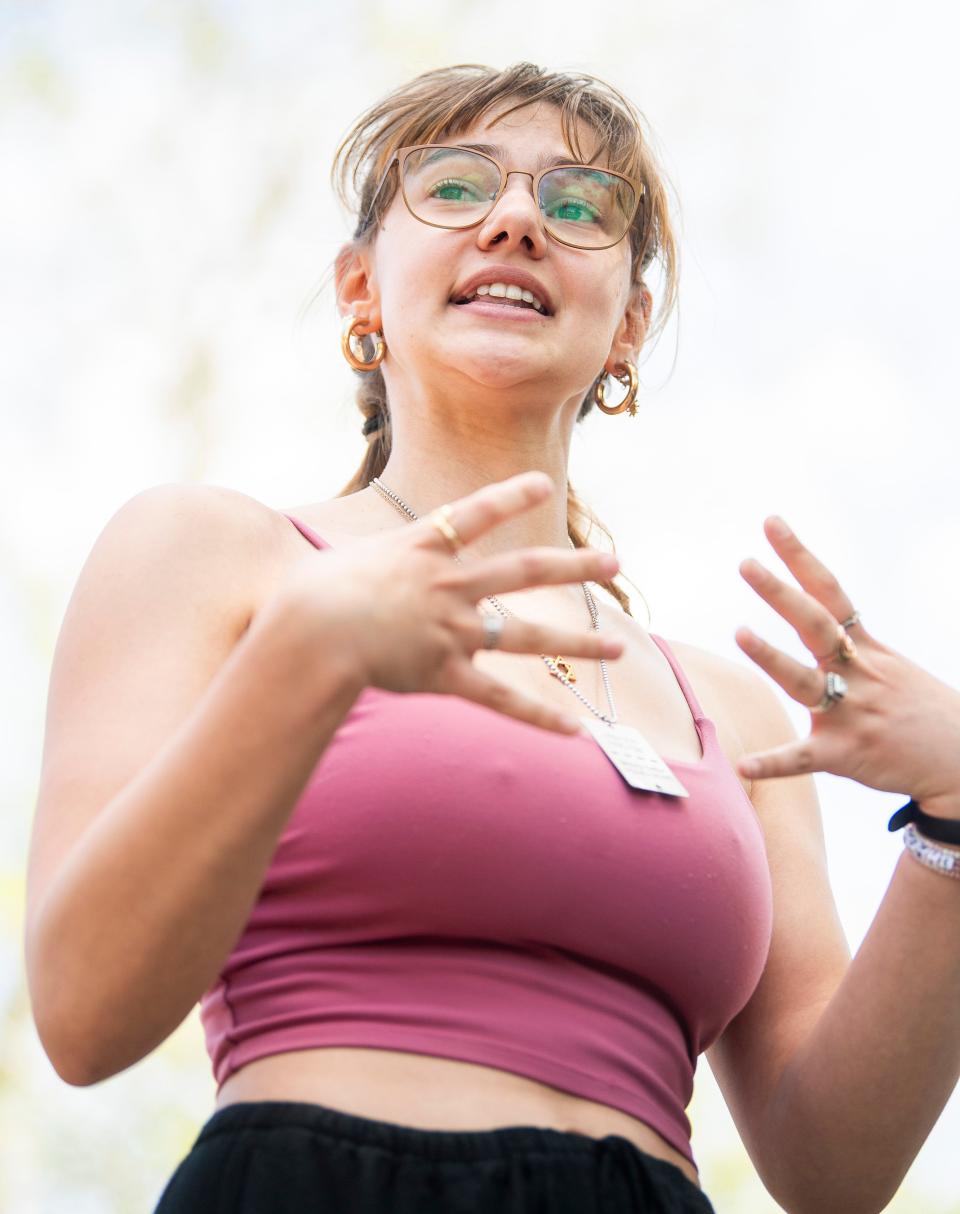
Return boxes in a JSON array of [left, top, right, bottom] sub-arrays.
[[454, 285, 544, 312], [449, 267, 555, 315]]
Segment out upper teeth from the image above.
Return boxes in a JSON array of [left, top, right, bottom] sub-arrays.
[[466, 282, 547, 313]]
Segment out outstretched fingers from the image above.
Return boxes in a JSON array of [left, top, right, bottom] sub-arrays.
[[734, 626, 829, 710], [448, 663, 584, 736], [417, 471, 556, 553], [456, 545, 621, 602], [737, 736, 820, 779], [738, 558, 846, 661], [760, 516, 858, 624], [469, 610, 624, 661]]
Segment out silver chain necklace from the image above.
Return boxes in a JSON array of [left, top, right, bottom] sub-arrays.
[[368, 476, 690, 798], [369, 476, 618, 725]]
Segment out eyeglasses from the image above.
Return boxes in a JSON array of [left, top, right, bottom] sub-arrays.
[[364, 144, 644, 251]]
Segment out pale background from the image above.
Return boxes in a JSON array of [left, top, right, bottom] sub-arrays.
[[2, 1, 958, 1211]]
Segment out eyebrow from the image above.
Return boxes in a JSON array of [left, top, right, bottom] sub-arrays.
[[453, 142, 592, 170]]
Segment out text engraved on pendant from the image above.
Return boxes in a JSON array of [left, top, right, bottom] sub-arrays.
[[580, 718, 690, 797]]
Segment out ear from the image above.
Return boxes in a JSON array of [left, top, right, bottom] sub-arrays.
[[334, 242, 382, 335], [603, 281, 652, 375]]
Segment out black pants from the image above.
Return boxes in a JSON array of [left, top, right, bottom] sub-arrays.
[[153, 1099, 717, 1213]]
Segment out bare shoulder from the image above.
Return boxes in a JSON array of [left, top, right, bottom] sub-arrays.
[[104, 479, 296, 557], [86, 482, 299, 629], [662, 636, 760, 710], [657, 635, 810, 809], [662, 634, 831, 890]]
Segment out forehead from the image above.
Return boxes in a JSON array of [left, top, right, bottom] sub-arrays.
[[442, 100, 607, 168]]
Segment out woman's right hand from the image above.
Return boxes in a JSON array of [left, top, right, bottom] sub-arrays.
[[281, 471, 625, 735]]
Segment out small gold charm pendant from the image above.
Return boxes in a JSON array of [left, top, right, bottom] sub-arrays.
[[550, 656, 576, 683]]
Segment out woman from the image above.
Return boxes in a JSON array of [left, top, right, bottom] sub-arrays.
[[25, 62, 960, 1214]]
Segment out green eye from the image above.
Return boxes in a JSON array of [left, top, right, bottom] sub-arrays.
[[429, 177, 486, 202], [547, 197, 602, 224]]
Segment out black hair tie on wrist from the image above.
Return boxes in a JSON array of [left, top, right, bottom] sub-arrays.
[[888, 799, 960, 844]]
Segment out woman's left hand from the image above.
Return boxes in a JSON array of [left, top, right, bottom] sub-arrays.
[[734, 515, 960, 819]]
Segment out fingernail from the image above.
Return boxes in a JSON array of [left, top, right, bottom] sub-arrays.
[[600, 555, 620, 573], [768, 516, 791, 538], [740, 758, 760, 776]]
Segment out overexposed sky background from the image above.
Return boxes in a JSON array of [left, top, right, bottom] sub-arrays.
[[2, 2, 958, 1210]]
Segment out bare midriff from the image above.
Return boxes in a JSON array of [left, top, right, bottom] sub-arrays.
[[214, 1045, 701, 1188]]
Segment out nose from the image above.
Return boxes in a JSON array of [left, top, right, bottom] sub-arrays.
[[474, 170, 549, 256]]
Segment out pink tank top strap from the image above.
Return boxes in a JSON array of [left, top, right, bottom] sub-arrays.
[[648, 632, 708, 723], [280, 517, 707, 727], [282, 513, 330, 550]]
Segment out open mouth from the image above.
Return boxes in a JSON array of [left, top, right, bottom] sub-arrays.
[[451, 283, 551, 315]]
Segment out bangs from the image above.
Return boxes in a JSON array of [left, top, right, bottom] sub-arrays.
[[331, 62, 677, 336]]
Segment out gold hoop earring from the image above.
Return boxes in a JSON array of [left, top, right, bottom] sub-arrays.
[[593, 361, 639, 416], [341, 314, 386, 372]]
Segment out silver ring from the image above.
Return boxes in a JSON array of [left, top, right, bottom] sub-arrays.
[[481, 613, 505, 651], [841, 610, 861, 630], [812, 670, 848, 713]]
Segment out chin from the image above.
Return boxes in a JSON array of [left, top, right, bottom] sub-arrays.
[[457, 354, 551, 391], [452, 334, 553, 383]]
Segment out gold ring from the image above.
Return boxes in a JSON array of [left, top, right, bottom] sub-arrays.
[[427, 504, 464, 554], [817, 622, 858, 665], [835, 629, 857, 662]]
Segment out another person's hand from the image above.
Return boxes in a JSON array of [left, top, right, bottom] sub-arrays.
[[282, 471, 625, 735], [735, 516, 960, 819]]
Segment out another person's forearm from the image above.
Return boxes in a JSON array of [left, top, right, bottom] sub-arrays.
[[27, 589, 365, 1086], [762, 818, 960, 1214]]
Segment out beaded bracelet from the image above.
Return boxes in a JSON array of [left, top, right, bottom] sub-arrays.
[[887, 799, 960, 882], [902, 823, 960, 880]]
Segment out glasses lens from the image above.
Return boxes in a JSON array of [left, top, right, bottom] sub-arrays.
[[402, 147, 501, 228], [539, 167, 636, 248]]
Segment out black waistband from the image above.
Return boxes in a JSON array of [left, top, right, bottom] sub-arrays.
[[197, 1098, 671, 1169]]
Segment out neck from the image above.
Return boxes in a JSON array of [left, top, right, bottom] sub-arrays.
[[368, 375, 582, 562]]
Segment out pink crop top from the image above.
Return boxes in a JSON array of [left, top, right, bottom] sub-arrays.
[[199, 514, 773, 1168]]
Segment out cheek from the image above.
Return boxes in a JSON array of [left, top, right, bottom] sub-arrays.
[[376, 226, 455, 323], [567, 278, 627, 350], [567, 249, 630, 314], [597, 250, 633, 310]]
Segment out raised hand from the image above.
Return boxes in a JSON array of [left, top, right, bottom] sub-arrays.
[[281, 471, 624, 736], [733, 516, 960, 819]]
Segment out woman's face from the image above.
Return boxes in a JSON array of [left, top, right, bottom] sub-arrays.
[[349, 100, 646, 410]]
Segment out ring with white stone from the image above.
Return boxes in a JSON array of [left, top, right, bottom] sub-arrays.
[[481, 613, 505, 651], [812, 670, 848, 712]]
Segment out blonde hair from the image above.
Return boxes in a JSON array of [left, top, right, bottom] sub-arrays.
[[329, 62, 680, 619]]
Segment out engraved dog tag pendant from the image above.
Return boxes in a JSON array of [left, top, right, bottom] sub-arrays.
[[580, 718, 690, 797]]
